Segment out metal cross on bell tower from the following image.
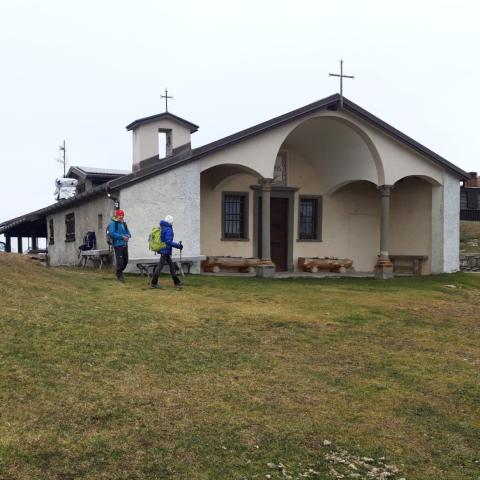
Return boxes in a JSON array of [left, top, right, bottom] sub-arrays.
[[160, 88, 173, 112], [329, 59, 354, 109]]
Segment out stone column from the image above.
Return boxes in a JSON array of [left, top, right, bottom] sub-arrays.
[[5, 236, 11, 252], [256, 178, 275, 278], [17, 237, 23, 254], [374, 185, 394, 279]]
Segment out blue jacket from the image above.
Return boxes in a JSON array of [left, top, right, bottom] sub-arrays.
[[159, 220, 181, 255], [108, 219, 131, 247]]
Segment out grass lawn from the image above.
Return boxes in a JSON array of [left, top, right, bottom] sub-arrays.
[[0, 254, 479, 480]]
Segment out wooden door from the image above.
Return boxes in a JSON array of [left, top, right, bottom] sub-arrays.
[[258, 197, 289, 271]]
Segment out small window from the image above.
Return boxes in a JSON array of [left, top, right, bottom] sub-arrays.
[[298, 197, 321, 241], [65, 213, 75, 242], [48, 219, 54, 245], [98, 214, 103, 231], [222, 193, 248, 240]]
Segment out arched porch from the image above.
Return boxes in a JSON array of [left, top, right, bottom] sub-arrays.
[[198, 114, 444, 276]]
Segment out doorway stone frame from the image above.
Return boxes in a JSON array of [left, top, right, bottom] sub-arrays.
[[251, 185, 298, 272]]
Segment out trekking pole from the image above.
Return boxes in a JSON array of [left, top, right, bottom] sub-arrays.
[[179, 241, 184, 278]]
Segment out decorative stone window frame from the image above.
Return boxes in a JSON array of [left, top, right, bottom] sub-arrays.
[[297, 195, 323, 242], [221, 191, 249, 241]]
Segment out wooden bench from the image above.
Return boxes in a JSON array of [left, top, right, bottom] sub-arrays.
[[297, 257, 353, 273], [390, 255, 428, 275], [202, 256, 269, 273], [79, 249, 112, 269]]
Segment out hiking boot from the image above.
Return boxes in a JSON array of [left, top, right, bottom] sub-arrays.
[[117, 275, 125, 283], [175, 284, 183, 291], [150, 284, 163, 289]]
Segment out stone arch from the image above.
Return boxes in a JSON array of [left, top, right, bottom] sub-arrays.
[[269, 115, 383, 195], [267, 114, 384, 186], [326, 179, 379, 197], [201, 163, 262, 190], [394, 174, 442, 187], [198, 111, 386, 184]]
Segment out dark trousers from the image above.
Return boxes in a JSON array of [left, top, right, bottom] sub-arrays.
[[114, 246, 128, 278], [151, 254, 181, 286]]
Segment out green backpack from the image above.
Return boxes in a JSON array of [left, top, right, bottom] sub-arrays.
[[148, 226, 166, 252]]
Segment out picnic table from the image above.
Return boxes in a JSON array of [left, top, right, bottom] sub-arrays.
[[79, 249, 112, 269]]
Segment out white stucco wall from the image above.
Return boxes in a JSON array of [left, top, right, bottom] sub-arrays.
[[431, 172, 460, 273], [46, 195, 113, 266], [132, 118, 192, 168], [443, 173, 460, 272], [119, 161, 201, 269]]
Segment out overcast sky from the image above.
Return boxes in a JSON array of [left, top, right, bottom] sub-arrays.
[[1, 0, 479, 230]]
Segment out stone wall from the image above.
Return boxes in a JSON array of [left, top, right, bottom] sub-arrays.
[[460, 254, 480, 271]]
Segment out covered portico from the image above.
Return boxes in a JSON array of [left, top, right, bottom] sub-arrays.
[[199, 105, 453, 277], [0, 212, 48, 253]]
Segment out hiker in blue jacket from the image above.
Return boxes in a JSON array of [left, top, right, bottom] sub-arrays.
[[107, 209, 131, 282], [150, 214, 183, 290]]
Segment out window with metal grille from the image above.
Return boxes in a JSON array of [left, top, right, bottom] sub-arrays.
[[65, 213, 75, 241], [299, 198, 320, 240], [48, 219, 54, 245], [223, 193, 247, 239]]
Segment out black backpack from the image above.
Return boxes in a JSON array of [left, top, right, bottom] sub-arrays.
[[79, 231, 97, 251]]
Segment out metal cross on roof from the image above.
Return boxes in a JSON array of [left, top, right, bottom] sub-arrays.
[[160, 88, 173, 112], [329, 59, 354, 109]]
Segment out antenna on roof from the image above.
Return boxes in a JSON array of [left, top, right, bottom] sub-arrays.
[[55, 140, 68, 178]]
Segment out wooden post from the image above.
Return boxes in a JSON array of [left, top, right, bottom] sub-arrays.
[[5, 236, 11, 252], [31, 236, 38, 251], [17, 237, 23, 254]]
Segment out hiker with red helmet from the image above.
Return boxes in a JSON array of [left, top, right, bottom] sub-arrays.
[[107, 209, 131, 282]]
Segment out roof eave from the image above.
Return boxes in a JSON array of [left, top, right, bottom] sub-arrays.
[[0, 184, 109, 235]]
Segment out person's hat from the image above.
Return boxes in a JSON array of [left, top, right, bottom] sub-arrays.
[[115, 209, 125, 217], [165, 214, 174, 224]]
